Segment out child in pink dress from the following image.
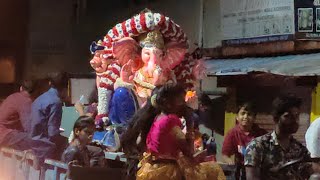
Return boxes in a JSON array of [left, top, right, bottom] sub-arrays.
[[122, 83, 225, 180]]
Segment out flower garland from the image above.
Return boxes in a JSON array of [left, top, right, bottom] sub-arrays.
[[90, 11, 188, 57], [95, 62, 121, 127]]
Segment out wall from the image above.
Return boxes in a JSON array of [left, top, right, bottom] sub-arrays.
[[24, 0, 203, 78], [203, 0, 222, 48], [0, 0, 29, 76], [73, 0, 202, 58], [25, 0, 74, 78], [0, 0, 29, 97], [311, 82, 320, 122]]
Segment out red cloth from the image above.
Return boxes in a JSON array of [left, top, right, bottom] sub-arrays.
[[0, 91, 32, 145], [222, 124, 267, 164], [146, 114, 182, 158]]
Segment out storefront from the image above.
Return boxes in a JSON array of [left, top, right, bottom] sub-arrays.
[[203, 52, 320, 143]]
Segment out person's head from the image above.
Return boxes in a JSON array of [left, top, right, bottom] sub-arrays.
[[121, 83, 187, 154], [48, 72, 69, 99], [153, 83, 187, 116], [236, 102, 257, 131], [272, 95, 302, 135], [73, 116, 95, 145], [198, 93, 212, 111], [31, 78, 50, 99], [20, 79, 36, 95]]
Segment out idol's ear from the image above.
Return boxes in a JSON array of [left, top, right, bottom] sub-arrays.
[[163, 41, 187, 70], [192, 59, 206, 80], [113, 37, 141, 66]]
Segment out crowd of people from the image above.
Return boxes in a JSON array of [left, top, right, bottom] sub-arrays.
[[0, 72, 70, 167], [0, 72, 106, 168], [0, 73, 320, 180], [222, 96, 320, 180]]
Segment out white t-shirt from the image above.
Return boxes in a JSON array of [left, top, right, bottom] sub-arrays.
[[305, 117, 320, 157]]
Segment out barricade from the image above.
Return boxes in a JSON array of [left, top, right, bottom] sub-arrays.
[[0, 147, 235, 180], [0, 147, 68, 180], [0, 148, 126, 180]]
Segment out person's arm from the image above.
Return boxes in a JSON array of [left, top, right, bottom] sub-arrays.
[[47, 103, 63, 140], [222, 155, 235, 165], [0, 95, 16, 125], [171, 126, 194, 158], [244, 140, 262, 180], [301, 144, 320, 176], [246, 166, 261, 180], [171, 126, 207, 163], [30, 102, 45, 138], [307, 124, 320, 158], [62, 146, 81, 165], [222, 131, 236, 165], [312, 162, 320, 174], [306, 124, 320, 174], [74, 102, 86, 116], [18, 98, 33, 133]]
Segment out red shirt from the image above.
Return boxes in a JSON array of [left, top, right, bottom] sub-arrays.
[[222, 124, 267, 164], [0, 91, 32, 145]]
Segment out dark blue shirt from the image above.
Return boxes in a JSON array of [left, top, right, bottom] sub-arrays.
[[30, 88, 62, 142]]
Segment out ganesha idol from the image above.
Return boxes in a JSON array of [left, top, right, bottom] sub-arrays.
[[89, 10, 203, 148]]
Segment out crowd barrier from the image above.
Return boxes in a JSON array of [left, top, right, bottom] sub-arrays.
[[0, 147, 235, 180], [0, 148, 127, 180], [0, 147, 68, 180], [0, 148, 68, 180]]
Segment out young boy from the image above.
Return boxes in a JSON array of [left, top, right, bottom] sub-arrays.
[[222, 102, 267, 180]]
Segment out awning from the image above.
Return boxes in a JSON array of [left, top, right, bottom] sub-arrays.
[[205, 53, 320, 76]]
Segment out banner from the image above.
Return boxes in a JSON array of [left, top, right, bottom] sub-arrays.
[[295, 0, 320, 39], [221, 0, 295, 45]]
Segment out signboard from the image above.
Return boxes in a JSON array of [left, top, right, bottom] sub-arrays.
[[221, 0, 295, 45], [295, 0, 320, 39]]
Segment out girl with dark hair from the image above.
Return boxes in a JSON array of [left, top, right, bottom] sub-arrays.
[[121, 83, 225, 180], [121, 85, 161, 155]]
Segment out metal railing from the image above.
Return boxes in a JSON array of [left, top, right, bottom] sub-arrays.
[[0, 148, 127, 180], [0, 147, 68, 180], [0, 147, 235, 180]]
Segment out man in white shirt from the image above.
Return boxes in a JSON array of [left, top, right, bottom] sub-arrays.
[[306, 117, 320, 157]]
